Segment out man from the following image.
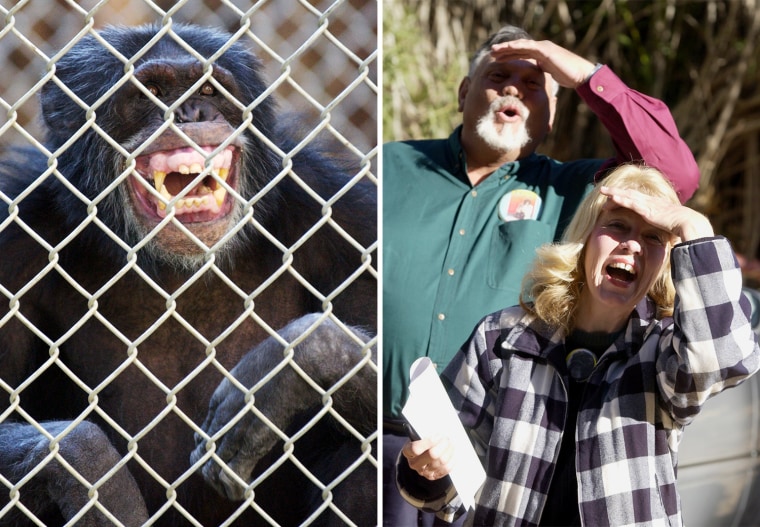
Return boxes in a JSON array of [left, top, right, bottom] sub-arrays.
[[382, 25, 699, 526]]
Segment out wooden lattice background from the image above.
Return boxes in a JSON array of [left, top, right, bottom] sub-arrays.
[[0, 0, 377, 154], [384, 0, 760, 287]]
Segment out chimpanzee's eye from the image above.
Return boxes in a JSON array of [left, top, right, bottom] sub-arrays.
[[200, 82, 215, 96], [145, 84, 161, 97]]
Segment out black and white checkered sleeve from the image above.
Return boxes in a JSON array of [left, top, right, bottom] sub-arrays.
[[658, 236, 760, 424]]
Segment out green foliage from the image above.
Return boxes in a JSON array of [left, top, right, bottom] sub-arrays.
[[382, 3, 465, 141]]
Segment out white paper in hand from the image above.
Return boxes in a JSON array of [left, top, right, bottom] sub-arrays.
[[401, 357, 486, 510]]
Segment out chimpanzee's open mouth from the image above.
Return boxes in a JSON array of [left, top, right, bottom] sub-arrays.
[[131, 145, 238, 222]]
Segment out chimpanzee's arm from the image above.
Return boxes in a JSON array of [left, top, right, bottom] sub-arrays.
[[0, 421, 148, 526]]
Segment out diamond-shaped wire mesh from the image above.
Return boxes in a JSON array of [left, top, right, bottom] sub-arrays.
[[0, 0, 377, 154], [0, 1, 377, 525]]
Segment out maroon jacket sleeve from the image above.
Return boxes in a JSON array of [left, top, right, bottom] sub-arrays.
[[576, 65, 699, 203]]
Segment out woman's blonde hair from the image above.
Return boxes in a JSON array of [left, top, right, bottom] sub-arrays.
[[519, 163, 681, 333]]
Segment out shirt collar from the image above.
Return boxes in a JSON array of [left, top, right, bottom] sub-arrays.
[[448, 125, 540, 185], [501, 296, 660, 362]]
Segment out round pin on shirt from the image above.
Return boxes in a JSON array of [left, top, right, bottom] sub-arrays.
[[566, 348, 597, 382], [498, 189, 542, 222]]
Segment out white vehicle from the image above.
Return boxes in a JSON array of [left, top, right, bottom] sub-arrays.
[[678, 287, 760, 526]]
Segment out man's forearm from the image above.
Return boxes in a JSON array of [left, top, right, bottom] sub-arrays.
[[577, 65, 699, 203]]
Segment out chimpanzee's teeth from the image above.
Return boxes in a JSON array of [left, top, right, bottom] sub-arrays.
[[153, 168, 229, 211], [153, 171, 167, 191], [177, 163, 204, 175]]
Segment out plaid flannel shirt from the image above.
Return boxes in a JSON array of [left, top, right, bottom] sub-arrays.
[[397, 236, 760, 526]]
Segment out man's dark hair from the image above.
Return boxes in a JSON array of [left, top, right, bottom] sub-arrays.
[[468, 25, 533, 75]]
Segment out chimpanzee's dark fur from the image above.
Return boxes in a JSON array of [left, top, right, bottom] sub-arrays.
[[0, 23, 376, 526]]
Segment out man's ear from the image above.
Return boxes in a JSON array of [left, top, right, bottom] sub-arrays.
[[547, 94, 557, 133], [457, 77, 470, 113]]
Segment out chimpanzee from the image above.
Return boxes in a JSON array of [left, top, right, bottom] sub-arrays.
[[0, 23, 377, 526]]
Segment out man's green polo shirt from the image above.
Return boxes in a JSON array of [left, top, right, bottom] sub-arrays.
[[382, 127, 603, 420]]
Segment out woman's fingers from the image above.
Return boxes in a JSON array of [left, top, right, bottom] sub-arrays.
[[600, 186, 714, 241], [401, 437, 455, 480]]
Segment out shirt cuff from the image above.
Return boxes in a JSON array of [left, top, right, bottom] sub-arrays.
[[576, 64, 626, 103], [584, 63, 604, 84], [396, 454, 453, 500]]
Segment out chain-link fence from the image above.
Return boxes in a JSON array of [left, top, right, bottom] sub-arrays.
[[0, 1, 377, 525]]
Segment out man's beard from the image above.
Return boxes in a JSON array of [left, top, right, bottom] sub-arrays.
[[475, 96, 532, 152]]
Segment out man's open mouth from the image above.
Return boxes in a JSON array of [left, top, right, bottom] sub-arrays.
[[498, 104, 521, 119]]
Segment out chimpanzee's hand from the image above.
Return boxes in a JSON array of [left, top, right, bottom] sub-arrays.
[[190, 314, 376, 501]]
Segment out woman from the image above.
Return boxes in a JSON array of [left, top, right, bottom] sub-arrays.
[[396, 164, 760, 526]]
